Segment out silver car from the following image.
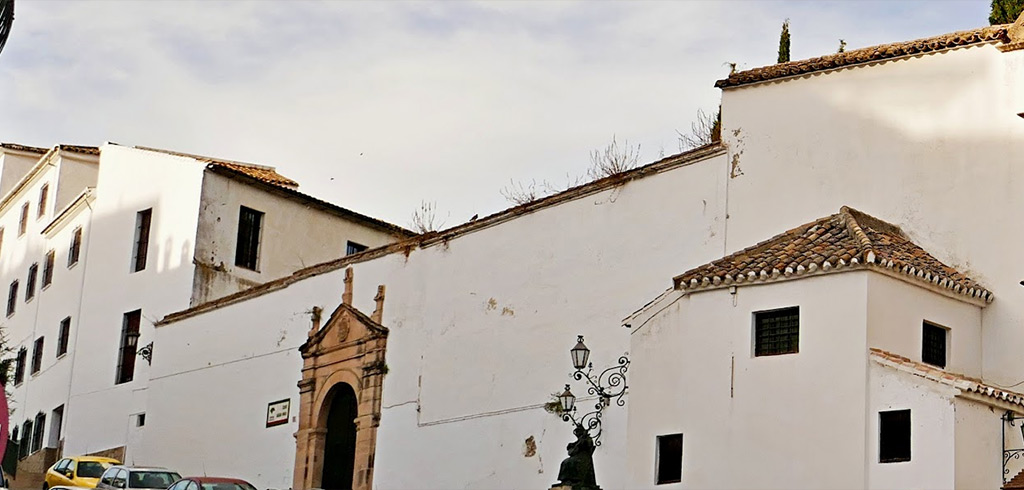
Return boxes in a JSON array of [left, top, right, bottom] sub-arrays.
[[95, 466, 182, 490]]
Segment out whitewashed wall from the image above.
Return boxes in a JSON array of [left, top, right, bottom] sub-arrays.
[[0, 151, 40, 198], [0, 151, 97, 457], [627, 272, 870, 489], [191, 171, 402, 305], [64, 145, 207, 457], [145, 151, 729, 489], [719, 44, 1024, 384], [866, 362, 957, 489], [953, 397, 1002, 489], [866, 273, 983, 377]]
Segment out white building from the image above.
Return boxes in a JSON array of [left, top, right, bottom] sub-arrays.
[[15, 12, 1024, 490], [0, 143, 409, 488]]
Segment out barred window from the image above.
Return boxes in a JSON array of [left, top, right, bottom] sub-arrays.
[[7, 280, 17, 317], [346, 241, 368, 256], [68, 227, 82, 267], [131, 209, 152, 273], [235, 206, 263, 271], [31, 337, 43, 374], [13, 347, 25, 385], [754, 306, 799, 356], [18, 202, 28, 236], [57, 317, 71, 357], [31, 412, 44, 453], [25, 263, 38, 302], [42, 250, 55, 287], [922, 322, 947, 368], [37, 184, 48, 218], [879, 409, 911, 463]]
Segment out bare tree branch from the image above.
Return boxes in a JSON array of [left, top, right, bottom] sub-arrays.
[[677, 108, 721, 151], [587, 136, 640, 180], [410, 200, 446, 233], [500, 179, 541, 206]]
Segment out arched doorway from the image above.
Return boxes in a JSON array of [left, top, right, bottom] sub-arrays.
[[321, 383, 358, 490]]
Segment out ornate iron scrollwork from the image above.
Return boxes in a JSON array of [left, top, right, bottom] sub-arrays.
[[558, 352, 629, 446], [137, 342, 153, 365]]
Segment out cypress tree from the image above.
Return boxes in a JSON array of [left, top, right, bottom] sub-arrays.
[[778, 19, 791, 63], [990, 0, 1024, 24]]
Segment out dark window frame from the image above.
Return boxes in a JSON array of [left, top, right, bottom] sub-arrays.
[[116, 310, 141, 385], [753, 306, 800, 357], [879, 409, 912, 463], [57, 316, 71, 357], [14, 347, 26, 385], [37, 184, 48, 219], [346, 241, 368, 256], [18, 420, 30, 459], [31, 412, 44, 453], [31, 337, 43, 375], [131, 209, 152, 273], [42, 250, 55, 288], [656, 433, 683, 485], [7, 280, 18, 317], [235, 206, 264, 271], [68, 227, 82, 268], [25, 263, 38, 302], [922, 321, 948, 369], [18, 202, 28, 236]]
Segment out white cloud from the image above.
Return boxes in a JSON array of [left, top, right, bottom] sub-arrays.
[[0, 0, 988, 227]]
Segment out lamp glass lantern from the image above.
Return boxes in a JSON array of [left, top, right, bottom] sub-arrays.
[[571, 335, 590, 370], [558, 385, 576, 413]]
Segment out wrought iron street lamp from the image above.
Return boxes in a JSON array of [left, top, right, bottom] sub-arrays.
[[551, 335, 629, 490]]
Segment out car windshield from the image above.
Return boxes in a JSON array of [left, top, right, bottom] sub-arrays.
[[77, 462, 108, 478], [201, 483, 257, 490], [129, 472, 181, 489]]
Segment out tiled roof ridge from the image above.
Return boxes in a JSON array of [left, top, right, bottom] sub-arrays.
[[672, 206, 994, 305], [130, 145, 299, 188], [158, 143, 727, 326], [0, 143, 48, 154], [716, 24, 1010, 89], [870, 348, 1024, 409]]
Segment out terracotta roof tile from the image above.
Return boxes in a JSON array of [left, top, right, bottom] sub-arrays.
[[870, 348, 1024, 408], [673, 206, 993, 304], [1006, 468, 1024, 489], [133, 146, 299, 188], [716, 25, 1010, 89], [0, 143, 48, 154]]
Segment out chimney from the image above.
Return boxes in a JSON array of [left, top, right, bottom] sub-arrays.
[[343, 267, 354, 306], [372, 285, 386, 324]]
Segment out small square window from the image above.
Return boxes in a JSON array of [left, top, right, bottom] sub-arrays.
[[922, 322, 947, 368], [136, 413, 146, 427], [879, 409, 911, 463], [754, 306, 799, 356], [346, 241, 368, 256], [656, 433, 683, 484]]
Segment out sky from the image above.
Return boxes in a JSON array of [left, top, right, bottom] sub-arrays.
[[0, 0, 992, 229]]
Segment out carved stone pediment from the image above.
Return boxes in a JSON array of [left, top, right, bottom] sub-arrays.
[[300, 302, 388, 357]]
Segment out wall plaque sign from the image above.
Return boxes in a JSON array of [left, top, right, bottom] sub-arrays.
[[266, 398, 290, 428]]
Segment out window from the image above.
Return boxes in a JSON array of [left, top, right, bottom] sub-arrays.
[[31, 412, 44, 453], [235, 206, 263, 271], [31, 337, 43, 374], [42, 250, 55, 287], [879, 409, 911, 463], [25, 263, 38, 302], [19, 420, 30, 459], [136, 413, 146, 427], [14, 347, 25, 385], [656, 433, 683, 484], [49, 405, 63, 448], [57, 317, 71, 357], [38, 184, 49, 218], [754, 306, 799, 356], [54, 459, 70, 474], [18, 202, 28, 236], [922, 321, 947, 368], [68, 226, 82, 267], [116, 310, 141, 384], [346, 241, 368, 256], [7, 280, 17, 317], [131, 209, 152, 273]]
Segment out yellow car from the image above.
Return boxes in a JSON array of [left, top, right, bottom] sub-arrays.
[[44, 456, 122, 489]]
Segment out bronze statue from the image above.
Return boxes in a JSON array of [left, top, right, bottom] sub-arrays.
[[552, 424, 600, 490]]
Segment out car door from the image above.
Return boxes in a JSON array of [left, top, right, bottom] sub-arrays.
[[98, 467, 118, 489], [167, 479, 190, 490], [49, 459, 69, 486]]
